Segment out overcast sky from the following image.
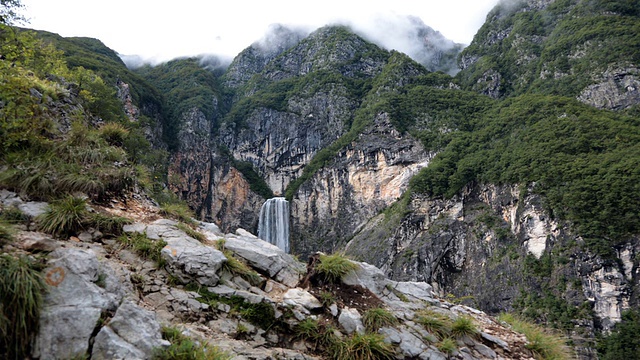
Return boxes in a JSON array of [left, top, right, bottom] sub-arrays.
[[20, 0, 500, 64]]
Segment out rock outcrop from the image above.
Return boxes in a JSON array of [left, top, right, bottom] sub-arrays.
[[0, 191, 551, 360]]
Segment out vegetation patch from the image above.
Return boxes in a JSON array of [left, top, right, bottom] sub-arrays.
[[176, 222, 206, 242], [154, 326, 230, 360], [315, 252, 358, 283], [498, 313, 572, 360], [415, 309, 453, 340], [597, 310, 640, 359], [186, 284, 276, 330], [330, 332, 395, 360], [0, 254, 46, 359], [214, 239, 262, 286], [37, 195, 89, 236], [117, 232, 167, 267], [362, 307, 398, 332]]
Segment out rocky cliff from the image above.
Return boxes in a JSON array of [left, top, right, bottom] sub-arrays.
[[0, 190, 560, 360], [133, 15, 640, 358], [28, 3, 636, 357]]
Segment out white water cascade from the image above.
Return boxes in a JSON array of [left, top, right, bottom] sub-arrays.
[[257, 197, 290, 253]]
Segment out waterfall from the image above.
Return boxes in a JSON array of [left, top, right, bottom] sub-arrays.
[[257, 197, 290, 253]]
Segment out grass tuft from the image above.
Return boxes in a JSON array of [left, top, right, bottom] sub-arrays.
[[437, 337, 457, 355], [118, 232, 167, 267], [0, 221, 15, 246], [88, 212, 132, 236], [0, 254, 46, 359], [160, 203, 195, 225], [415, 309, 452, 340], [176, 222, 206, 242], [37, 195, 89, 235], [362, 307, 398, 332], [498, 313, 572, 360], [316, 252, 358, 283], [154, 326, 230, 360], [99, 122, 130, 147], [331, 333, 396, 360], [451, 316, 479, 339]]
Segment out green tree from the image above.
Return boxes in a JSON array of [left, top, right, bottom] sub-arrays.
[[0, 0, 24, 25]]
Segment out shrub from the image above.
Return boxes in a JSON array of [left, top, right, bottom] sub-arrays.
[[0, 255, 46, 359], [597, 310, 640, 359], [87, 212, 132, 236], [331, 333, 396, 360], [319, 291, 336, 307], [498, 313, 572, 360], [316, 253, 358, 283], [294, 318, 321, 341], [154, 326, 230, 360], [451, 316, 479, 339], [362, 307, 398, 332], [37, 195, 89, 235]]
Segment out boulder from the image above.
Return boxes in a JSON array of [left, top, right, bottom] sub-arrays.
[[32, 248, 123, 359], [17, 231, 58, 252], [223, 233, 305, 287], [283, 288, 323, 312], [124, 220, 227, 286], [92, 300, 169, 359], [338, 307, 364, 334], [161, 235, 227, 286]]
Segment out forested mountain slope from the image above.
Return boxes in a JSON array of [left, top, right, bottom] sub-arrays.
[[1, 0, 639, 358]]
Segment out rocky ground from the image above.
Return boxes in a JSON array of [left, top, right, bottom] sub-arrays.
[[0, 189, 551, 359]]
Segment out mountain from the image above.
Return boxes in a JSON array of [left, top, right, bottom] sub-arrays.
[[2, 1, 640, 358]]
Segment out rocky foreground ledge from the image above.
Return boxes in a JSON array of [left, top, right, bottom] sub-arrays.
[[1, 191, 547, 359]]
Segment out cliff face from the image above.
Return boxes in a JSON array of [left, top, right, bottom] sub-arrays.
[[291, 112, 431, 257], [128, 8, 640, 358], [345, 183, 639, 357]]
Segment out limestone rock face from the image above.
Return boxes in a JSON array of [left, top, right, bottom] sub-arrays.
[[346, 183, 638, 356], [224, 229, 305, 287], [92, 300, 169, 360], [32, 248, 127, 359], [578, 66, 640, 111], [291, 113, 431, 258], [124, 219, 227, 286]]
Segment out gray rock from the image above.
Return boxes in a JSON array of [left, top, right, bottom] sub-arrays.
[[480, 331, 510, 351], [78, 231, 93, 242], [419, 347, 448, 360], [338, 307, 364, 334], [17, 231, 58, 252], [342, 261, 389, 296], [92, 300, 169, 359], [18, 201, 49, 218], [223, 234, 305, 287], [33, 248, 123, 359], [389, 281, 433, 302], [283, 288, 323, 311], [92, 326, 147, 360], [199, 221, 223, 237], [473, 342, 497, 358], [34, 306, 103, 359], [161, 233, 227, 286]]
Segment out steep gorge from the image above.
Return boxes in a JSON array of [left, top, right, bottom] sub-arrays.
[[40, 1, 639, 357]]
